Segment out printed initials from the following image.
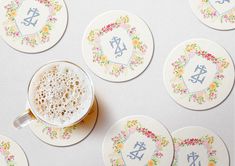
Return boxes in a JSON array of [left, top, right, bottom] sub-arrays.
[[109, 36, 127, 58], [189, 65, 207, 84], [216, 0, 230, 4], [21, 8, 40, 27], [187, 152, 201, 166], [127, 141, 146, 161]]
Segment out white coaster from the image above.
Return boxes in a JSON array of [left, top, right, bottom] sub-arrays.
[[172, 126, 230, 166], [0, 0, 68, 53], [82, 10, 154, 82], [0, 135, 28, 166], [29, 99, 98, 147], [163, 38, 234, 110], [102, 115, 174, 166], [189, 0, 235, 30]]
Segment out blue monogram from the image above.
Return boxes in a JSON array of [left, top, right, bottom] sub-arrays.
[[216, 0, 230, 4], [109, 36, 127, 58], [21, 8, 40, 27], [187, 152, 201, 166], [127, 141, 146, 161], [189, 65, 207, 84]]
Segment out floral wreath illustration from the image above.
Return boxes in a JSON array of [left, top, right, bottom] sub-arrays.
[[173, 135, 217, 166], [171, 43, 229, 104], [87, 15, 148, 77], [0, 141, 15, 166], [35, 108, 96, 140], [34, 119, 85, 140], [110, 120, 169, 166], [41, 123, 78, 140], [3, 0, 62, 47], [199, 0, 235, 24], [39, 108, 96, 140]]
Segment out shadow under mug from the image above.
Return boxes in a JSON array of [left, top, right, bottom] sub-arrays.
[[13, 61, 95, 129]]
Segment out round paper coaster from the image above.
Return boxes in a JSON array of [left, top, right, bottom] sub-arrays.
[[0, 0, 68, 53], [163, 38, 234, 110], [0, 135, 28, 166], [172, 126, 230, 166], [29, 99, 98, 147], [189, 0, 235, 30], [102, 115, 174, 166], [82, 10, 154, 82]]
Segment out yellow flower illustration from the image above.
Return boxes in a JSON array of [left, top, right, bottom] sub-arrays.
[[207, 136, 214, 144], [117, 143, 123, 150], [100, 55, 108, 63], [176, 67, 184, 77], [88, 31, 94, 41], [148, 160, 154, 166], [161, 139, 169, 147], [186, 44, 197, 52], [54, 4, 62, 12], [2, 142, 10, 150], [121, 16, 129, 23], [42, 25, 50, 34], [132, 38, 140, 47], [221, 61, 229, 69], [9, 10, 17, 18], [114, 143, 123, 153], [209, 82, 217, 91], [112, 64, 120, 73], [127, 120, 138, 128]]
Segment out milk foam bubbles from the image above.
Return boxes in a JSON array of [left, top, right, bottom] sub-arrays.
[[28, 62, 94, 127]]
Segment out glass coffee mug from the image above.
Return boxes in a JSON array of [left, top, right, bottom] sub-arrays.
[[14, 61, 94, 129]]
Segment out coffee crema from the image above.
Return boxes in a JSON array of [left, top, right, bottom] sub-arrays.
[[28, 62, 93, 127]]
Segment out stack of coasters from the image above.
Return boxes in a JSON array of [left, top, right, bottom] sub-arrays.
[[163, 38, 234, 110], [0, 0, 68, 53], [102, 115, 174, 166], [189, 0, 235, 30], [29, 99, 98, 147], [0, 135, 28, 166], [82, 10, 154, 82]]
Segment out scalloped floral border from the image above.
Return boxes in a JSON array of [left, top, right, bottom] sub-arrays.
[[33, 119, 87, 140]]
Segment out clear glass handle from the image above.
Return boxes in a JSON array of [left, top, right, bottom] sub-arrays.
[[13, 109, 35, 129]]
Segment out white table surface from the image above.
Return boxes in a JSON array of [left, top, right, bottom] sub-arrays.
[[0, 0, 234, 165]]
